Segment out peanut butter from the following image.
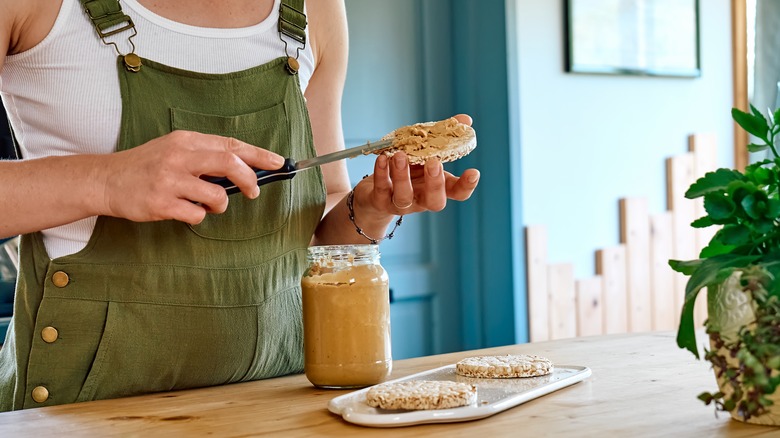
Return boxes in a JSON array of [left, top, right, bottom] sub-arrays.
[[387, 117, 469, 159], [302, 246, 392, 388]]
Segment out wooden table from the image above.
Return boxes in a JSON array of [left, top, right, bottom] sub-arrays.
[[0, 332, 776, 437]]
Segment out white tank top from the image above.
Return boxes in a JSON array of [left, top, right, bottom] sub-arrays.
[[0, 0, 315, 259]]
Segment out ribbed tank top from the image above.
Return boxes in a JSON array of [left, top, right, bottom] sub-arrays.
[[0, 0, 315, 259]]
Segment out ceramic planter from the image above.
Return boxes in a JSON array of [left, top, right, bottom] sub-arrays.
[[707, 272, 780, 425]]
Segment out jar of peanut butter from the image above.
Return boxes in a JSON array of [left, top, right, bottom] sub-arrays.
[[302, 244, 392, 388]]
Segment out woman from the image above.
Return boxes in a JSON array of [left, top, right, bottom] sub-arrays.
[[0, 0, 480, 411]]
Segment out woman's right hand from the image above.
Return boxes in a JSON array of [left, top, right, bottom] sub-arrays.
[[99, 130, 285, 225]]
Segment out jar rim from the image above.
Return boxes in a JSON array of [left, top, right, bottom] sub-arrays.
[[306, 244, 380, 262]]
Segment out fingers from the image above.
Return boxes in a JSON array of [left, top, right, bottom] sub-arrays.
[[180, 177, 230, 214], [217, 135, 286, 171], [167, 199, 209, 225], [188, 150, 260, 199], [422, 158, 446, 211], [371, 153, 392, 196], [104, 130, 286, 223], [368, 152, 479, 216], [444, 168, 480, 201], [453, 114, 473, 126], [389, 153, 414, 210], [185, 132, 285, 200]]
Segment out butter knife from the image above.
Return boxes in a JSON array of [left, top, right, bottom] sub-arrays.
[[209, 139, 393, 195]]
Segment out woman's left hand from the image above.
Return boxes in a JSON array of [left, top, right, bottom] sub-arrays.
[[352, 114, 480, 219]]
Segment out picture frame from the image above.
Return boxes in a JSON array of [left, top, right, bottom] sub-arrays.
[[564, 0, 701, 78]]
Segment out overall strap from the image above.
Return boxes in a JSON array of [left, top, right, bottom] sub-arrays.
[[78, 0, 141, 72], [279, 0, 306, 74], [79, 0, 135, 40], [279, 0, 307, 45]]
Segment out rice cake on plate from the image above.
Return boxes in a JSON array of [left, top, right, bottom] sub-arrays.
[[455, 354, 553, 379], [365, 380, 477, 411]]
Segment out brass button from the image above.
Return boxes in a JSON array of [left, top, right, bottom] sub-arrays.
[[31, 386, 49, 403], [41, 327, 59, 344], [52, 271, 69, 288], [286, 56, 299, 75], [123, 53, 142, 72]]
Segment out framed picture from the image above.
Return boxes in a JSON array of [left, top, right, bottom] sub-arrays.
[[564, 0, 700, 77]]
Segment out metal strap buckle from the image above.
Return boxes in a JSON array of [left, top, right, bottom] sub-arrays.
[[80, 0, 140, 71], [96, 18, 136, 39]]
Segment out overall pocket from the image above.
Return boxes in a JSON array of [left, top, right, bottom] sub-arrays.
[[171, 102, 292, 241], [76, 301, 259, 402]]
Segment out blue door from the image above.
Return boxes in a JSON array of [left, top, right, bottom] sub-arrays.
[[342, 0, 526, 358], [342, 0, 463, 359]]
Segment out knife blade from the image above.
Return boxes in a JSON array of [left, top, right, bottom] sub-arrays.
[[208, 139, 393, 195]]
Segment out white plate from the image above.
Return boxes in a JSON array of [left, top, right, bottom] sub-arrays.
[[328, 364, 591, 427]]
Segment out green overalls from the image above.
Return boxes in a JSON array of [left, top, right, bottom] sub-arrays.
[[0, 0, 325, 411]]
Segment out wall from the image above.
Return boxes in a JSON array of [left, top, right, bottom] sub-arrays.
[[513, 0, 734, 278]]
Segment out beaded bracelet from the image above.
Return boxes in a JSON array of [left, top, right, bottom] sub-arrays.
[[346, 190, 404, 245]]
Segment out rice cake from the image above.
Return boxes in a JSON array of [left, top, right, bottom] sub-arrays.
[[365, 380, 477, 410], [455, 354, 553, 379], [378, 117, 477, 165]]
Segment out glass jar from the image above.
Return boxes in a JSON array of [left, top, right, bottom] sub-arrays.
[[301, 244, 392, 388]]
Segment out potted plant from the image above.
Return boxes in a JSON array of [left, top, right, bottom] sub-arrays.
[[670, 106, 780, 425]]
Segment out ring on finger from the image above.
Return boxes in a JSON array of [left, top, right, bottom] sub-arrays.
[[392, 196, 413, 210]]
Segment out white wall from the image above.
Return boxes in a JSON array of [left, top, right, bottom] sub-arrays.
[[514, 0, 734, 278]]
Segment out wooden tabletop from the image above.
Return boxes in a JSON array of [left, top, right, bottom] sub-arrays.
[[0, 332, 776, 437]]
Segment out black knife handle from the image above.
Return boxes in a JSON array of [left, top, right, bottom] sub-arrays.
[[206, 158, 297, 195]]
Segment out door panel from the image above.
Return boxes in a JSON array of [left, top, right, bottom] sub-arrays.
[[389, 295, 433, 359], [343, 0, 445, 359]]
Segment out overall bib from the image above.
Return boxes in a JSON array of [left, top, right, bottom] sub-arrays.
[[0, 0, 325, 411]]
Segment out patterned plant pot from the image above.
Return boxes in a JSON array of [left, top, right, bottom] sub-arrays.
[[707, 272, 780, 426]]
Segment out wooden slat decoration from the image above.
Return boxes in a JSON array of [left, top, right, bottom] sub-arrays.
[[649, 212, 677, 330], [547, 263, 577, 340], [619, 197, 652, 333], [575, 276, 603, 337], [667, 153, 698, 316], [525, 225, 550, 342], [596, 246, 628, 335], [523, 135, 722, 340]]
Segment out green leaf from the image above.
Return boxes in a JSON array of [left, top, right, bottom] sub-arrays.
[[751, 218, 775, 234], [768, 199, 780, 219], [741, 192, 769, 219], [685, 168, 743, 199], [727, 180, 759, 202], [704, 193, 736, 221], [699, 239, 737, 258], [669, 259, 702, 276], [748, 143, 770, 153], [733, 107, 770, 141], [677, 298, 701, 358], [746, 159, 774, 173], [751, 103, 765, 118], [691, 216, 714, 228], [773, 107, 780, 125], [748, 166, 772, 185], [720, 224, 752, 246]]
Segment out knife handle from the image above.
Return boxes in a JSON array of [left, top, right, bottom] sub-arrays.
[[206, 158, 298, 195]]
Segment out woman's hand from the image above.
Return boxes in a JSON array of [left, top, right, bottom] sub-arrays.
[[352, 114, 480, 220], [99, 130, 285, 225]]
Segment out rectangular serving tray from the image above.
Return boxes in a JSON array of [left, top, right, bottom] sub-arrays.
[[328, 364, 591, 427]]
